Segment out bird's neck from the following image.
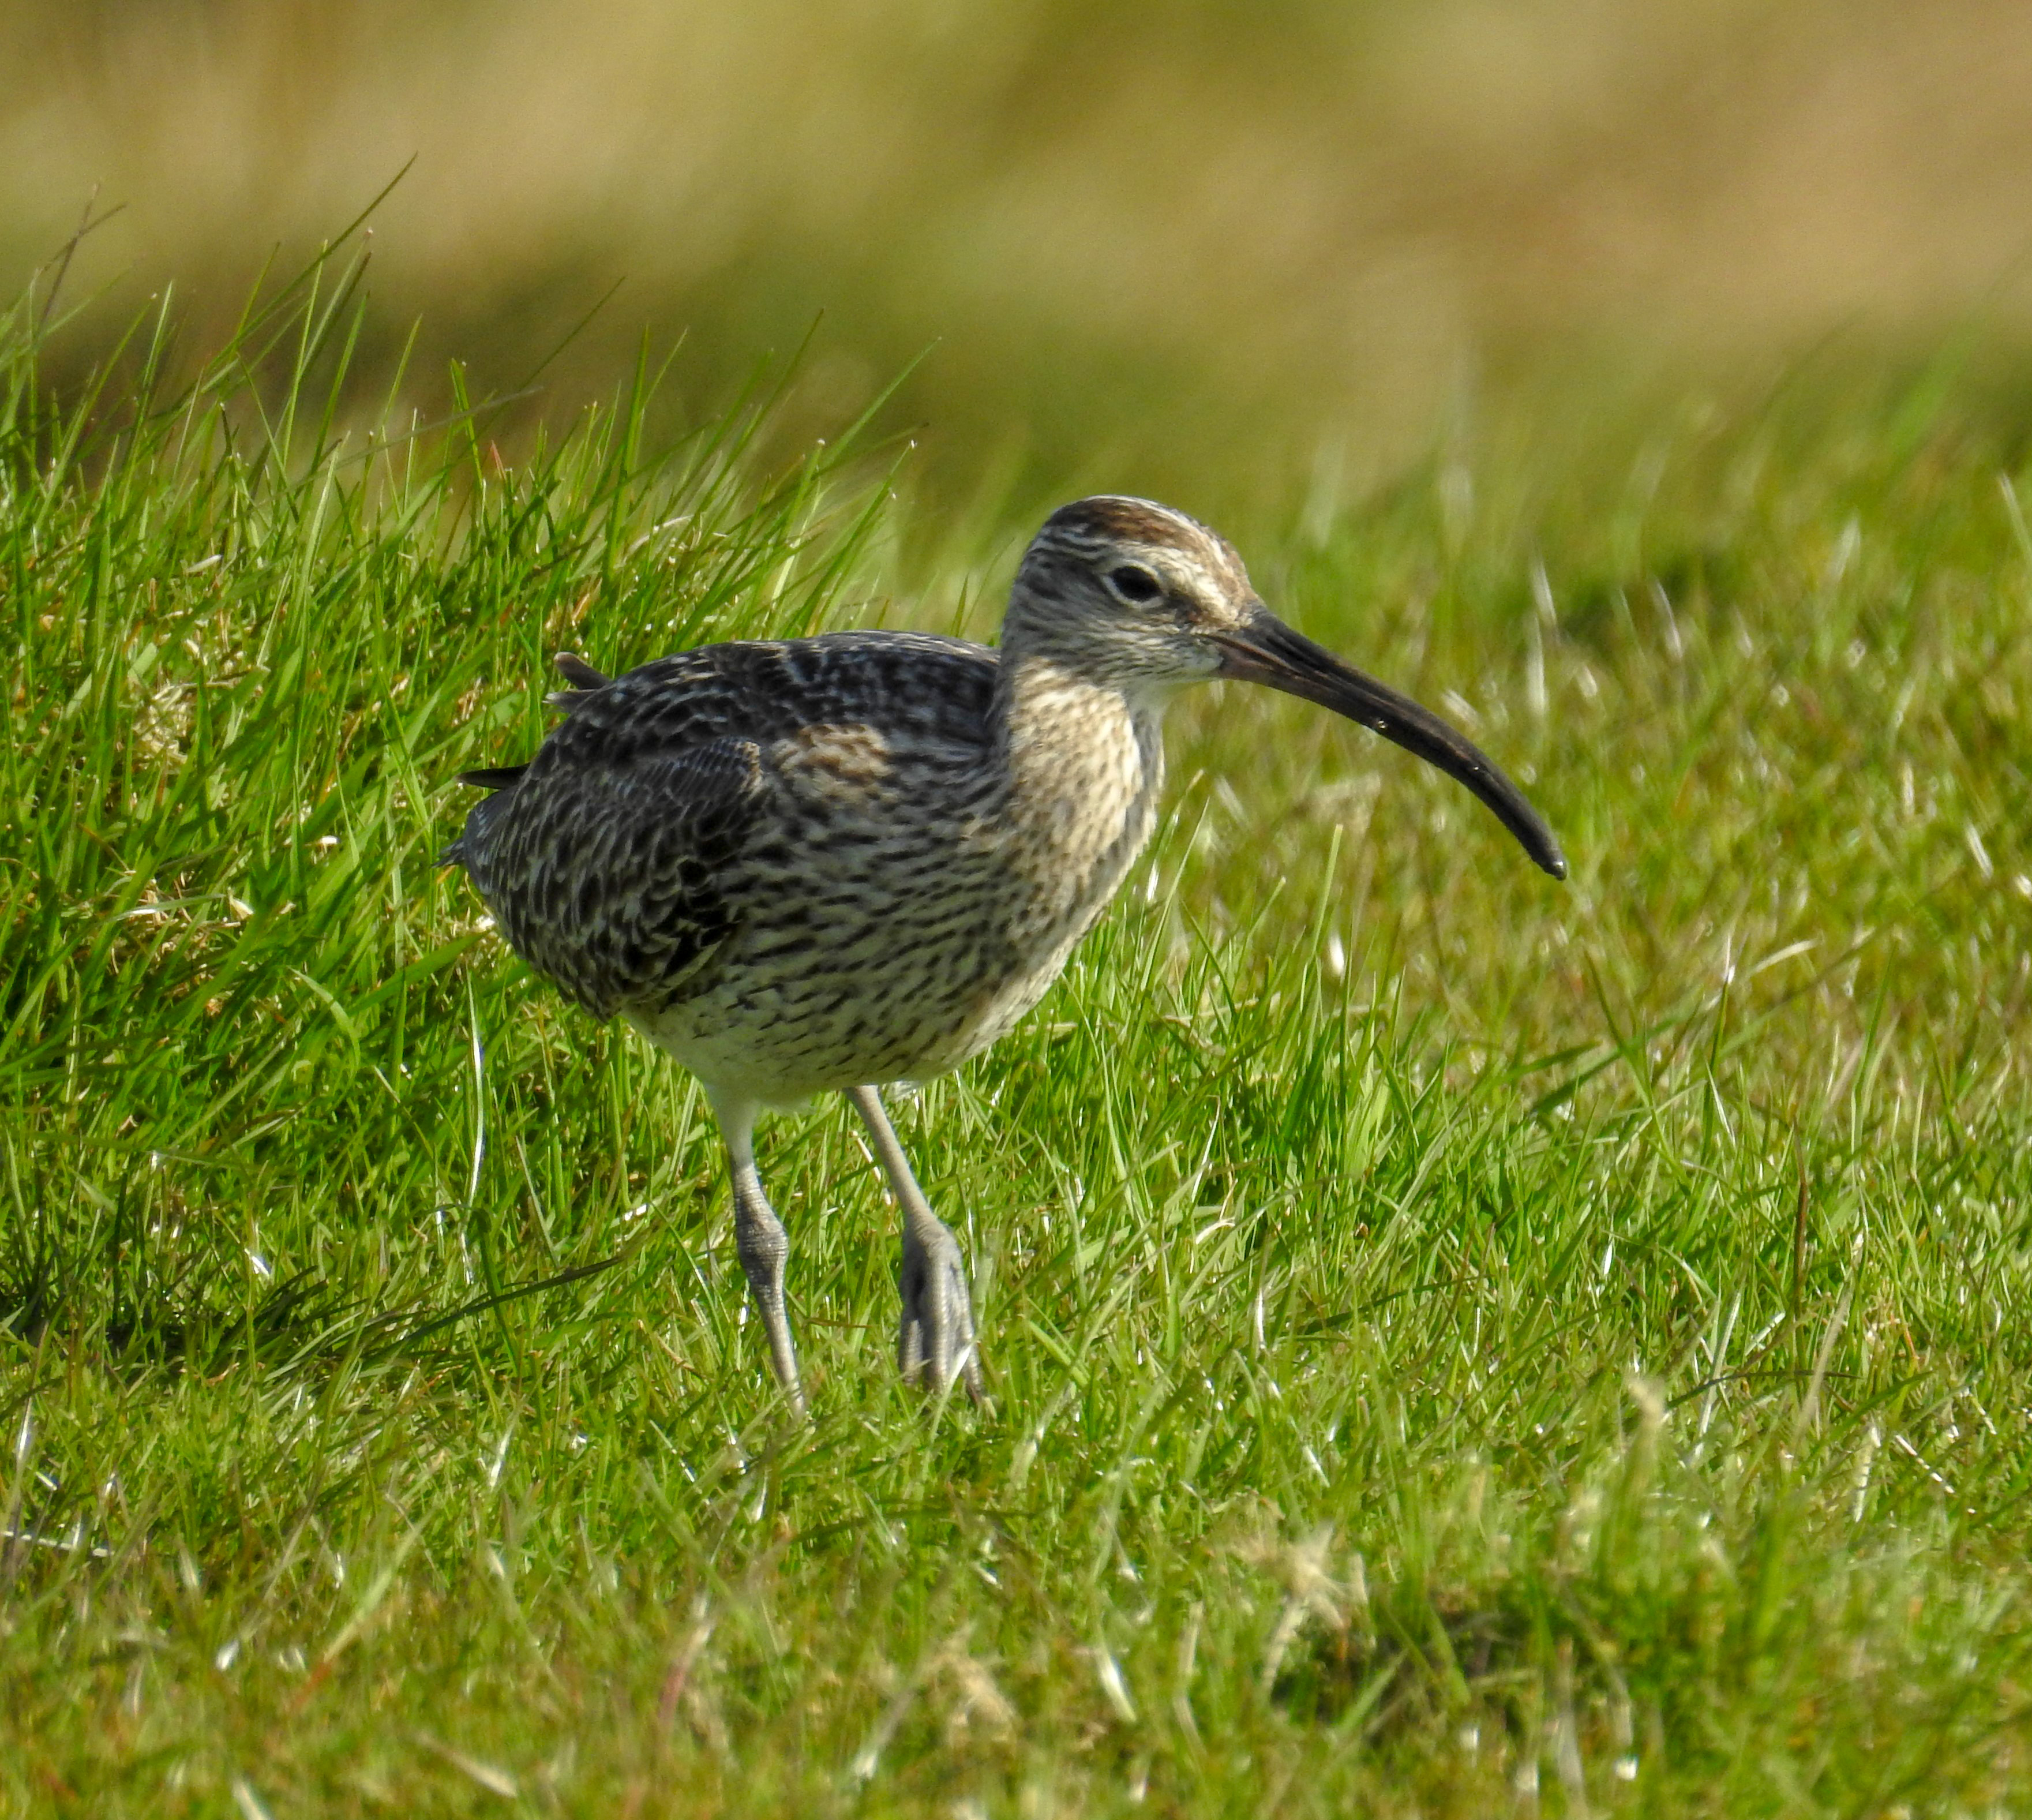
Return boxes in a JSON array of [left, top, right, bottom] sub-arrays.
[[989, 647, 1168, 908]]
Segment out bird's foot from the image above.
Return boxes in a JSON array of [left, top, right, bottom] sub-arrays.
[[898, 1218, 985, 1403]]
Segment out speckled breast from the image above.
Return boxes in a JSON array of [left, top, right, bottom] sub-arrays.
[[628, 693, 1164, 1103]]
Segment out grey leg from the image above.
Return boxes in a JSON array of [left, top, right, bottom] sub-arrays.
[[846, 1084, 985, 1401], [708, 1090, 805, 1417]]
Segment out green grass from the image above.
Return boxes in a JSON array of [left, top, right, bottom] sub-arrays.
[[5, 269, 2032, 1818]]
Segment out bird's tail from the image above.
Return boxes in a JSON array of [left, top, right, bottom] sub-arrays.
[[442, 650, 601, 867], [545, 651, 612, 715], [440, 765, 528, 867]]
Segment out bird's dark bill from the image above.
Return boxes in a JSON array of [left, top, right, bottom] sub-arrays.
[[1213, 605, 1567, 879]]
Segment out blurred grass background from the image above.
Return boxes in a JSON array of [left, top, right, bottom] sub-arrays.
[[10, 0, 2032, 519]]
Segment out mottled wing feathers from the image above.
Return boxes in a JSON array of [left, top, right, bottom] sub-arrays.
[[460, 735, 764, 1018], [587, 632, 998, 754], [448, 631, 1001, 1021]]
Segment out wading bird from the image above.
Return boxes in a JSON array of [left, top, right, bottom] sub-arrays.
[[446, 497, 1564, 1414]]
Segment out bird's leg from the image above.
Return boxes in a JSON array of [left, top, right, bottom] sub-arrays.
[[708, 1091, 806, 1418], [846, 1084, 985, 1402]]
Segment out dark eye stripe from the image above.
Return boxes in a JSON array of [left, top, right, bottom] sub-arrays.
[[1107, 565, 1162, 603]]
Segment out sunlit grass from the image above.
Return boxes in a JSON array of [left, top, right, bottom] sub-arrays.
[[4, 275, 2032, 1815]]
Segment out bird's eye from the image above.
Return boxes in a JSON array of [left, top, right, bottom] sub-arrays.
[[1105, 565, 1163, 604]]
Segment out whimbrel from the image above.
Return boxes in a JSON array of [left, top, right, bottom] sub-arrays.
[[446, 497, 1564, 1413]]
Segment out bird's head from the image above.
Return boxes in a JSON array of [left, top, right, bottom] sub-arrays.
[[1004, 495, 1566, 879]]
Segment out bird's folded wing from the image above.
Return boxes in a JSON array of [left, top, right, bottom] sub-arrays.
[[466, 736, 767, 1018]]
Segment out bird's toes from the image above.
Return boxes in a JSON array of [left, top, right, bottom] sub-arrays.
[[897, 1300, 929, 1384], [897, 1229, 984, 1402], [935, 1253, 984, 1404]]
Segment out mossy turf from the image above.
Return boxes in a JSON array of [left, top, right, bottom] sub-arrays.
[[5, 274, 2032, 1815]]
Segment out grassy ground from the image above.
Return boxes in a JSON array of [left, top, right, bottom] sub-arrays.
[[5, 276, 2032, 1817]]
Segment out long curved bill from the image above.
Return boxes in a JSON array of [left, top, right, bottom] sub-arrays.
[[1213, 604, 1567, 879]]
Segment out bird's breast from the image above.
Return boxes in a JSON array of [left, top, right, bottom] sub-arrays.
[[918, 673, 1162, 1063], [627, 669, 1164, 1096], [992, 690, 1160, 930]]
